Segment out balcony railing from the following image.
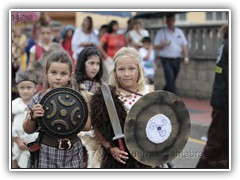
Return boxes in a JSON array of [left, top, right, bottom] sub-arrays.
[[147, 23, 226, 60]]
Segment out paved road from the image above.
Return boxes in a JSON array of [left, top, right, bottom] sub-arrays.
[[168, 97, 210, 169], [171, 137, 206, 168]]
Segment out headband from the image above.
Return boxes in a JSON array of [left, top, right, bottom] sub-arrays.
[[16, 79, 37, 85], [114, 54, 141, 64]]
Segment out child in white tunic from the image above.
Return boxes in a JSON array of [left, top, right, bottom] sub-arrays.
[[12, 71, 39, 168], [139, 36, 156, 85]]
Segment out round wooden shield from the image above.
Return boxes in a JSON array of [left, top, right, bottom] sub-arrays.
[[124, 90, 190, 166], [39, 87, 88, 138]]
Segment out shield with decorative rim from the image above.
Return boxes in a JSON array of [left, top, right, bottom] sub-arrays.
[[38, 87, 88, 138], [124, 90, 190, 166]]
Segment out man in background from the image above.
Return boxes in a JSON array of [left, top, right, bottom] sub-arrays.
[[154, 13, 189, 94]]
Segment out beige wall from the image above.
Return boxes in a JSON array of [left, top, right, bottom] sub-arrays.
[[187, 12, 206, 24], [75, 12, 130, 30]]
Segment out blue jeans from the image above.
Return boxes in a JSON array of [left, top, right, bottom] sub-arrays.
[[161, 57, 181, 94]]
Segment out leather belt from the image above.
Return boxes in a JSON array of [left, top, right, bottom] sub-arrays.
[[41, 133, 79, 150]]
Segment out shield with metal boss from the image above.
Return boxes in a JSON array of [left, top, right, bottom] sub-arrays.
[[38, 87, 88, 138], [124, 90, 190, 167]]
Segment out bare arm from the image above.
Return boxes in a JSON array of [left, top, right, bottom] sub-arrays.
[[182, 45, 189, 64], [154, 40, 170, 50], [80, 42, 94, 47], [127, 35, 139, 49], [28, 53, 36, 70], [82, 115, 92, 131], [98, 41, 108, 60], [23, 104, 44, 134], [143, 46, 153, 61], [12, 136, 28, 151], [12, 56, 21, 69], [22, 111, 38, 134]]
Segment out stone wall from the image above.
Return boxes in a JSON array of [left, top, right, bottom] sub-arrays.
[[154, 58, 216, 99], [147, 24, 225, 99]]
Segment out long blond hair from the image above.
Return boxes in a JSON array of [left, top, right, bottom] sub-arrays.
[[108, 47, 145, 91]]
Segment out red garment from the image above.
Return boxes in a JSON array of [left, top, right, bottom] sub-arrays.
[[101, 33, 126, 58], [35, 44, 45, 61], [62, 37, 76, 72], [62, 37, 72, 56]]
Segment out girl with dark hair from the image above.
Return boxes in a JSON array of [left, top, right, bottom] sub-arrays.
[[23, 50, 91, 168], [107, 20, 118, 34], [60, 24, 75, 59], [75, 47, 103, 93], [74, 47, 104, 168]]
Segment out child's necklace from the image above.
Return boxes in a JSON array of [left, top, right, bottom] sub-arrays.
[[117, 88, 139, 106]]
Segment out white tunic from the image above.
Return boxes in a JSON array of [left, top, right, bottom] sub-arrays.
[[71, 28, 99, 61], [139, 47, 155, 77], [12, 98, 39, 168]]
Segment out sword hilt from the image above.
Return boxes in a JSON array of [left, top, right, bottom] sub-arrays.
[[113, 134, 126, 151], [118, 138, 126, 151]]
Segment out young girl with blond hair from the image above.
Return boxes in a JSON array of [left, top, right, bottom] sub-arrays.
[[90, 47, 152, 168]]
